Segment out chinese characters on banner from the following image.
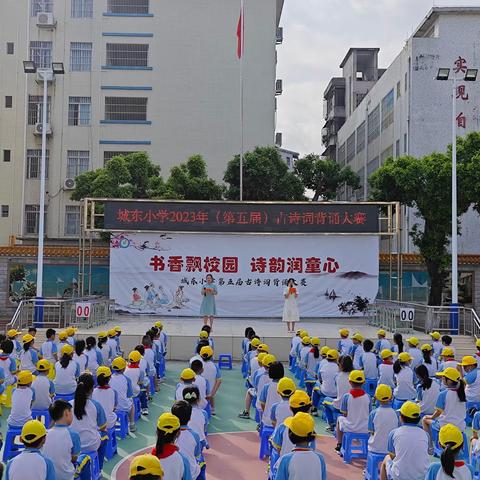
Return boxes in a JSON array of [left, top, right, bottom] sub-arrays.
[[453, 56, 471, 129], [109, 233, 379, 318]]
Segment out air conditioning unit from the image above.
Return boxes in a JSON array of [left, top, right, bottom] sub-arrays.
[[275, 79, 283, 96], [34, 123, 52, 136], [63, 178, 76, 190], [36, 12, 56, 28]]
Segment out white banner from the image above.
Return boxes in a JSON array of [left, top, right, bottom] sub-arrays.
[[109, 233, 379, 318]]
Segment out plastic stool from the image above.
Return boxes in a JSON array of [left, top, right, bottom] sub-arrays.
[[105, 427, 117, 461], [259, 425, 274, 460], [83, 450, 101, 480], [149, 376, 155, 395], [115, 410, 129, 439], [290, 356, 297, 373], [364, 451, 385, 480], [341, 432, 369, 464], [1, 385, 13, 408], [32, 408, 52, 428], [364, 379, 378, 397], [133, 396, 141, 422], [54, 392, 75, 402], [218, 354, 233, 370], [2, 426, 23, 462]]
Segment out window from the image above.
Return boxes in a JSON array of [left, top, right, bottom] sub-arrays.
[[3, 150, 11, 162], [396, 81, 401, 99], [67, 150, 89, 178], [107, 0, 149, 14], [367, 105, 380, 143], [106, 43, 149, 67], [26, 149, 50, 179], [28, 95, 51, 125], [70, 42, 92, 71], [6, 43, 14, 55], [404, 133, 408, 154], [380, 145, 393, 163], [24, 205, 46, 235], [337, 143, 346, 166], [5, 96, 12, 108], [103, 151, 137, 164], [356, 122, 365, 153], [346, 132, 356, 164], [1, 206, 9, 218], [68, 96, 91, 125], [395, 139, 400, 157], [367, 156, 379, 176], [71, 0, 93, 17], [64, 205, 80, 235], [30, 41, 52, 69], [31, 0, 53, 16], [381, 89, 394, 131], [104, 97, 147, 121]]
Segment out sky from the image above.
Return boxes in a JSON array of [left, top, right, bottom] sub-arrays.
[[276, 0, 480, 156]]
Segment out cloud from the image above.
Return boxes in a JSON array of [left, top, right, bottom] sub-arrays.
[[276, 0, 480, 155]]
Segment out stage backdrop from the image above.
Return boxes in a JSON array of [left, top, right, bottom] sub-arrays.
[[109, 232, 379, 317]]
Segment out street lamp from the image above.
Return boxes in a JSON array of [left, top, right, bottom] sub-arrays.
[[23, 61, 64, 302], [436, 66, 478, 331]]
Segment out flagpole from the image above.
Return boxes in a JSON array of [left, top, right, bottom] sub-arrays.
[[239, 0, 245, 202]]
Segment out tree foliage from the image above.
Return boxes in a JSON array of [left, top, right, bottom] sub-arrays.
[[294, 154, 360, 201], [223, 146, 305, 201]]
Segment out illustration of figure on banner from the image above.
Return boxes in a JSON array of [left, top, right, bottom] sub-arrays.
[[170, 286, 190, 309], [154, 285, 170, 306], [131, 287, 144, 307]]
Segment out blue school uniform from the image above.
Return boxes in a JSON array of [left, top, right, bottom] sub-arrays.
[[276, 449, 327, 480]]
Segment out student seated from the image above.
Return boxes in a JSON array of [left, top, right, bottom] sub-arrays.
[[458, 355, 480, 404], [110, 357, 136, 433], [73, 340, 88, 375], [415, 365, 440, 417], [420, 343, 439, 377], [40, 329, 58, 366], [271, 377, 296, 428], [31, 360, 55, 410], [130, 454, 164, 480], [199, 346, 222, 415], [438, 348, 458, 371], [189, 360, 209, 410], [0, 339, 18, 387], [54, 345, 80, 396], [259, 361, 284, 428], [176, 369, 197, 402], [349, 333, 364, 370], [84, 337, 103, 377], [429, 331, 443, 358], [182, 386, 209, 450], [375, 330, 391, 355], [92, 366, 118, 433], [393, 352, 416, 402], [125, 350, 147, 415], [337, 329, 353, 356], [378, 350, 395, 388], [8, 370, 35, 428], [441, 335, 455, 355], [359, 339, 378, 381], [303, 338, 321, 395], [19, 334, 39, 373], [405, 337, 422, 369]]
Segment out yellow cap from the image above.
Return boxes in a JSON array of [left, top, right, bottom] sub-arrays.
[[326, 349, 339, 360], [381, 349, 394, 359], [17, 370, 34, 385], [130, 454, 163, 478], [97, 366, 112, 378], [114, 326, 122, 333], [111, 357, 127, 371], [21, 420, 46, 444], [407, 337, 419, 346], [296, 329, 303, 335], [98, 331, 108, 339], [66, 327, 77, 336], [251, 338, 261, 348], [199, 331, 209, 339], [154, 321, 163, 329], [377, 329, 386, 337], [430, 331, 441, 340], [289, 390, 312, 408], [352, 333, 364, 342], [476, 339, 480, 348], [157, 412, 180, 433], [263, 354, 277, 367], [299, 330, 308, 338], [375, 384, 392, 401], [420, 343, 433, 352], [440, 347, 455, 358], [439, 423, 464, 449], [180, 368, 196, 381], [320, 346, 330, 356], [398, 352, 412, 363], [7, 329, 21, 338], [58, 331, 68, 341], [128, 350, 142, 363], [284, 412, 316, 438], [200, 346, 214, 358], [459, 355, 478, 367], [61, 344, 74, 356], [36, 359, 50, 372], [277, 377, 296, 396], [22, 333, 34, 344], [436, 367, 461, 382], [257, 352, 267, 365], [108, 328, 117, 337], [339, 328, 349, 337], [310, 337, 320, 346], [257, 343, 269, 353], [301, 336, 311, 345], [399, 400, 421, 419], [349, 370, 365, 383]]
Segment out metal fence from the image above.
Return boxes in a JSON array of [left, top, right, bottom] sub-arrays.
[[6, 297, 115, 332]]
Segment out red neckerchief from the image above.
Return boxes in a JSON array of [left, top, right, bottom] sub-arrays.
[[151, 444, 178, 459], [145, 346, 152, 350], [310, 348, 316, 353], [129, 363, 140, 369], [383, 360, 393, 365], [292, 447, 312, 452], [350, 389, 366, 398], [97, 386, 110, 390], [476, 352, 480, 357], [455, 461, 465, 467]]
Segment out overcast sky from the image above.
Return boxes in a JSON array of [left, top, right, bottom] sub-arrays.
[[276, 0, 480, 156]]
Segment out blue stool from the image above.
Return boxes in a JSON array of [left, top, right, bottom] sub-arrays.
[[294, 364, 302, 380], [105, 427, 117, 461], [149, 376, 155, 395], [134, 396, 141, 422], [82, 450, 101, 480], [55, 392, 75, 402], [259, 425, 274, 460], [32, 409, 52, 428], [290, 356, 297, 372], [364, 379, 378, 397], [256, 408, 262, 424], [218, 354, 233, 370], [115, 410, 129, 439], [2, 426, 23, 462], [269, 447, 280, 479], [341, 432, 369, 464], [432, 423, 469, 461], [364, 451, 385, 480]]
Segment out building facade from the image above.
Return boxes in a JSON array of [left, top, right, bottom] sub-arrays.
[[0, 0, 284, 245]]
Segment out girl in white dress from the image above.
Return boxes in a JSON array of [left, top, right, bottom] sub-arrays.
[[283, 278, 299, 334]]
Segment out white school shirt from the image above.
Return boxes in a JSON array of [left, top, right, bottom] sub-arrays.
[[92, 385, 118, 430], [0, 354, 17, 386], [54, 360, 80, 395], [378, 363, 395, 388], [439, 359, 458, 371], [143, 347, 156, 376], [271, 424, 316, 458], [256, 376, 272, 409], [84, 348, 102, 374], [259, 380, 282, 427], [5, 448, 56, 480], [276, 450, 327, 480], [290, 336, 302, 356], [249, 355, 260, 384], [98, 344, 113, 366], [386, 424, 430, 480], [156, 450, 191, 480], [40, 340, 58, 364], [393, 366, 416, 400], [42, 425, 81, 480], [176, 427, 201, 480], [66, 337, 75, 346], [188, 405, 208, 442], [431, 341, 443, 358], [407, 347, 423, 369], [360, 351, 378, 379], [299, 346, 310, 365], [109, 372, 134, 411], [304, 351, 321, 375], [319, 362, 339, 397], [425, 462, 474, 480], [271, 398, 291, 426], [375, 338, 391, 353], [139, 357, 150, 386], [332, 371, 351, 410], [125, 365, 144, 397], [436, 388, 466, 430], [351, 344, 364, 370], [69, 398, 106, 452], [338, 338, 353, 356], [416, 381, 441, 415], [464, 368, 480, 402], [253, 368, 266, 390], [7, 386, 34, 426], [106, 338, 118, 358], [422, 358, 439, 377], [175, 380, 208, 410], [202, 360, 221, 393], [367, 405, 400, 454], [19, 348, 39, 373], [339, 391, 371, 433], [32, 374, 55, 410], [73, 353, 88, 374]]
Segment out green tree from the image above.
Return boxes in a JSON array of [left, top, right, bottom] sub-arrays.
[[223, 146, 305, 200], [369, 133, 480, 305], [294, 154, 360, 201]]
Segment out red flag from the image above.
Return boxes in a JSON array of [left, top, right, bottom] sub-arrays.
[[237, 8, 243, 59]]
